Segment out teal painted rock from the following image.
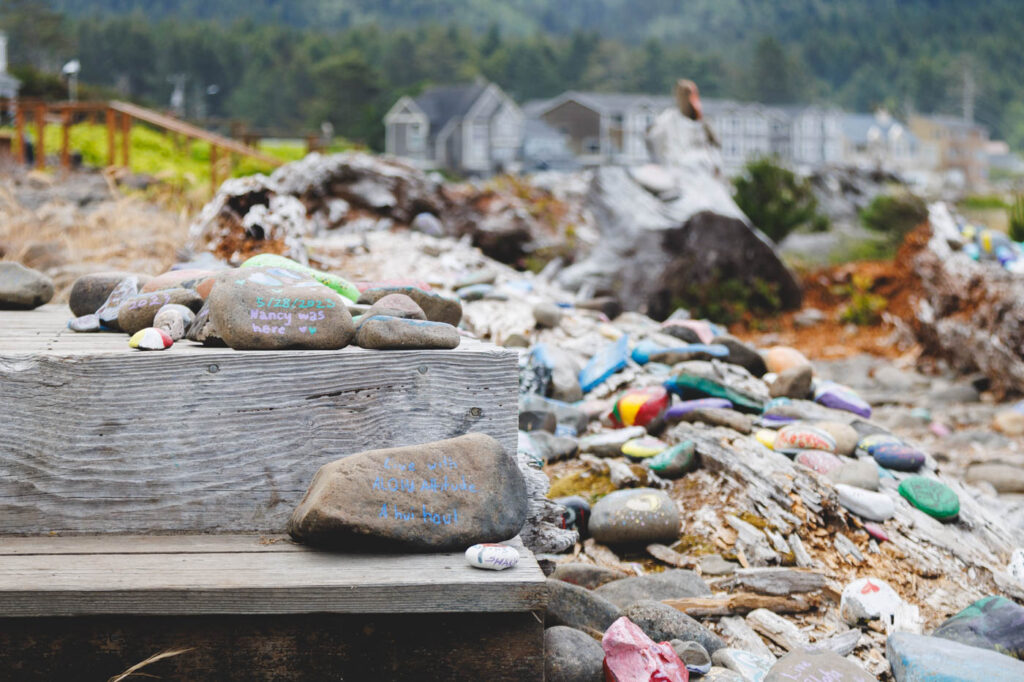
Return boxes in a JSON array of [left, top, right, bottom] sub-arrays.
[[887, 632, 1024, 682], [646, 442, 698, 479], [932, 595, 1024, 659], [898, 476, 960, 521], [664, 374, 764, 413], [241, 253, 360, 301]]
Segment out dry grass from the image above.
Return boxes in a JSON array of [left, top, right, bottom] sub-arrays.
[[107, 648, 194, 682]]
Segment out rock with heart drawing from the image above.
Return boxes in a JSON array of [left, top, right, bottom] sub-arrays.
[[207, 266, 355, 350]]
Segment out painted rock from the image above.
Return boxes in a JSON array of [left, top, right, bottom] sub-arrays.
[[68, 314, 101, 333], [622, 436, 668, 460], [68, 271, 148, 317], [0, 262, 54, 310], [208, 268, 355, 351], [887, 632, 1024, 682], [118, 288, 204, 335], [589, 488, 680, 546], [932, 595, 1024, 659], [140, 268, 215, 294], [455, 283, 493, 301], [814, 381, 871, 418], [762, 345, 810, 374], [611, 386, 670, 428], [185, 302, 224, 346], [773, 425, 837, 453], [242, 253, 360, 301], [645, 441, 698, 479], [662, 318, 715, 344], [764, 648, 873, 682], [898, 476, 959, 521], [95, 275, 141, 331], [356, 316, 460, 350], [128, 327, 173, 351], [665, 374, 764, 413], [579, 335, 630, 393], [465, 543, 519, 571], [812, 421, 859, 456], [602, 617, 688, 682], [840, 577, 901, 625], [554, 496, 591, 535], [362, 293, 426, 322], [868, 442, 925, 472], [795, 450, 843, 475], [863, 522, 889, 542], [835, 484, 895, 521], [712, 648, 774, 682], [755, 429, 778, 449], [358, 285, 461, 325], [288, 433, 527, 550], [665, 398, 733, 420], [631, 339, 729, 365], [153, 303, 196, 341]]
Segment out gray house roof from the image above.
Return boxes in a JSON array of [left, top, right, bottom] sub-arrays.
[[413, 81, 490, 131]]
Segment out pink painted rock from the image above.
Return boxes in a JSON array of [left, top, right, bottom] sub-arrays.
[[763, 346, 811, 374], [602, 616, 688, 682], [773, 424, 837, 453], [794, 450, 843, 475], [863, 522, 889, 542]]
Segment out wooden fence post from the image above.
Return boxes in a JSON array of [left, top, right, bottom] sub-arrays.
[[60, 107, 71, 172], [210, 144, 218, 194], [14, 104, 24, 165], [35, 102, 46, 170], [120, 112, 131, 170], [106, 108, 116, 168]]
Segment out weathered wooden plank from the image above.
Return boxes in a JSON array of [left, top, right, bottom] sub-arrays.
[[0, 533, 304, 555], [0, 308, 519, 534], [0, 535, 544, 616], [0, 612, 544, 681]]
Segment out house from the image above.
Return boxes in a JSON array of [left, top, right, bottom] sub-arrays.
[[0, 32, 19, 101], [840, 111, 918, 172], [908, 114, 990, 189], [520, 115, 578, 172], [384, 80, 523, 175]]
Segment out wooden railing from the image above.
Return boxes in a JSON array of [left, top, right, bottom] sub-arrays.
[[5, 99, 287, 192]]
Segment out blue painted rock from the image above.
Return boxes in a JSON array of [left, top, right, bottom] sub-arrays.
[[665, 398, 733, 420], [773, 425, 837, 453], [152, 303, 196, 341], [840, 577, 901, 624], [764, 648, 873, 682], [835, 484, 895, 521], [554, 496, 591, 535], [898, 476, 959, 521], [645, 442, 698, 479], [814, 381, 871, 418], [69, 271, 149, 317], [356, 316, 460, 350], [455, 283, 493, 301], [622, 436, 668, 460], [887, 632, 1024, 682], [128, 327, 173, 351], [0, 262, 53, 310], [579, 335, 630, 393], [932, 595, 1024, 659], [855, 433, 902, 458], [358, 285, 461, 325], [795, 449, 843, 475], [95, 275, 141, 331], [67, 314, 101, 333], [118, 288, 204, 335], [869, 442, 926, 472], [465, 543, 519, 570], [631, 339, 729, 365], [589, 488, 680, 546], [242, 253, 360, 301], [611, 386, 670, 428], [208, 268, 355, 350]]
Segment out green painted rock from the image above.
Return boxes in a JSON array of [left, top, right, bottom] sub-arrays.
[[898, 476, 960, 521], [241, 253, 360, 301], [664, 363, 767, 414], [645, 441, 698, 479]]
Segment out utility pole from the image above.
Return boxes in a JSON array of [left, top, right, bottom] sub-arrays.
[[962, 63, 975, 124]]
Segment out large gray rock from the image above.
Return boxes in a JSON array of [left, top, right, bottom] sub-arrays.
[[622, 600, 726, 654], [594, 569, 710, 608], [69, 271, 149, 316], [546, 579, 621, 633], [549, 563, 628, 590], [588, 488, 681, 546], [358, 286, 462, 326], [288, 433, 526, 550], [544, 626, 605, 682], [0, 262, 54, 310], [355, 315, 460, 350]]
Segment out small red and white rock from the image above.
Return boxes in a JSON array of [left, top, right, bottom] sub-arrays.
[[128, 327, 174, 350], [840, 577, 901, 626], [465, 543, 519, 571]]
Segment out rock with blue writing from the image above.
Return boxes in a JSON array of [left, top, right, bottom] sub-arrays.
[[208, 268, 355, 350], [622, 600, 726, 655], [932, 595, 1024, 659], [241, 253, 360, 301], [361, 293, 426, 323], [288, 433, 527, 550], [153, 303, 196, 341], [465, 543, 520, 570], [356, 316, 460, 350], [0, 262, 54, 310], [764, 648, 873, 682], [579, 335, 630, 393], [544, 626, 605, 682], [358, 285, 462, 326], [68, 314, 101, 333], [118, 288, 204, 335], [898, 476, 959, 521], [69, 271, 149, 317], [589, 488, 680, 546], [835, 484, 895, 522], [95, 275, 141, 331], [887, 632, 1024, 682], [868, 442, 926, 472], [814, 381, 871, 418]]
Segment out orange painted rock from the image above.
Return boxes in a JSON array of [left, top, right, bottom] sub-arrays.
[[763, 346, 811, 374]]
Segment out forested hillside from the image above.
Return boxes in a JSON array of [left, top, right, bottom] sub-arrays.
[[6, 0, 1024, 152]]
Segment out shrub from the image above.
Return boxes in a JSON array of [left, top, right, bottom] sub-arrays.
[[1009, 196, 1024, 243], [860, 193, 927, 242], [733, 158, 830, 243]]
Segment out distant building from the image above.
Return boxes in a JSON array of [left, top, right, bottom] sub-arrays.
[[519, 114, 578, 172], [383, 80, 523, 175], [0, 31, 19, 101], [840, 110, 918, 172], [908, 114, 990, 188]]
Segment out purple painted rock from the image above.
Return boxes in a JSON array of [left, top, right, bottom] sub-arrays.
[[118, 288, 204, 335], [665, 398, 732, 421], [814, 381, 871, 418], [764, 648, 873, 682], [867, 442, 925, 472], [95, 275, 141, 331], [773, 424, 837, 453], [794, 449, 843, 475]]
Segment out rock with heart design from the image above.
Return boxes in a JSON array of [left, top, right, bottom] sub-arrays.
[[358, 285, 462, 325], [241, 253, 360, 301], [207, 267, 355, 350], [611, 385, 670, 428], [898, 476, 960, 521], [839, 577, 901, 625], [118, 288, 204, 335], [867, 441, 926, 472], [814, 380, 871, 418], [356, 315, 460, 350], [773, 424, 837, 454], [794, 449, 843, 475]]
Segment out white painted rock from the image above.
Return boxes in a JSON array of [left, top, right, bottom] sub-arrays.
[[465, 543, 520, 571], [840, 577, 901, 626], [835, 484, 895, 522], [1010, 548, 1024, 585]]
